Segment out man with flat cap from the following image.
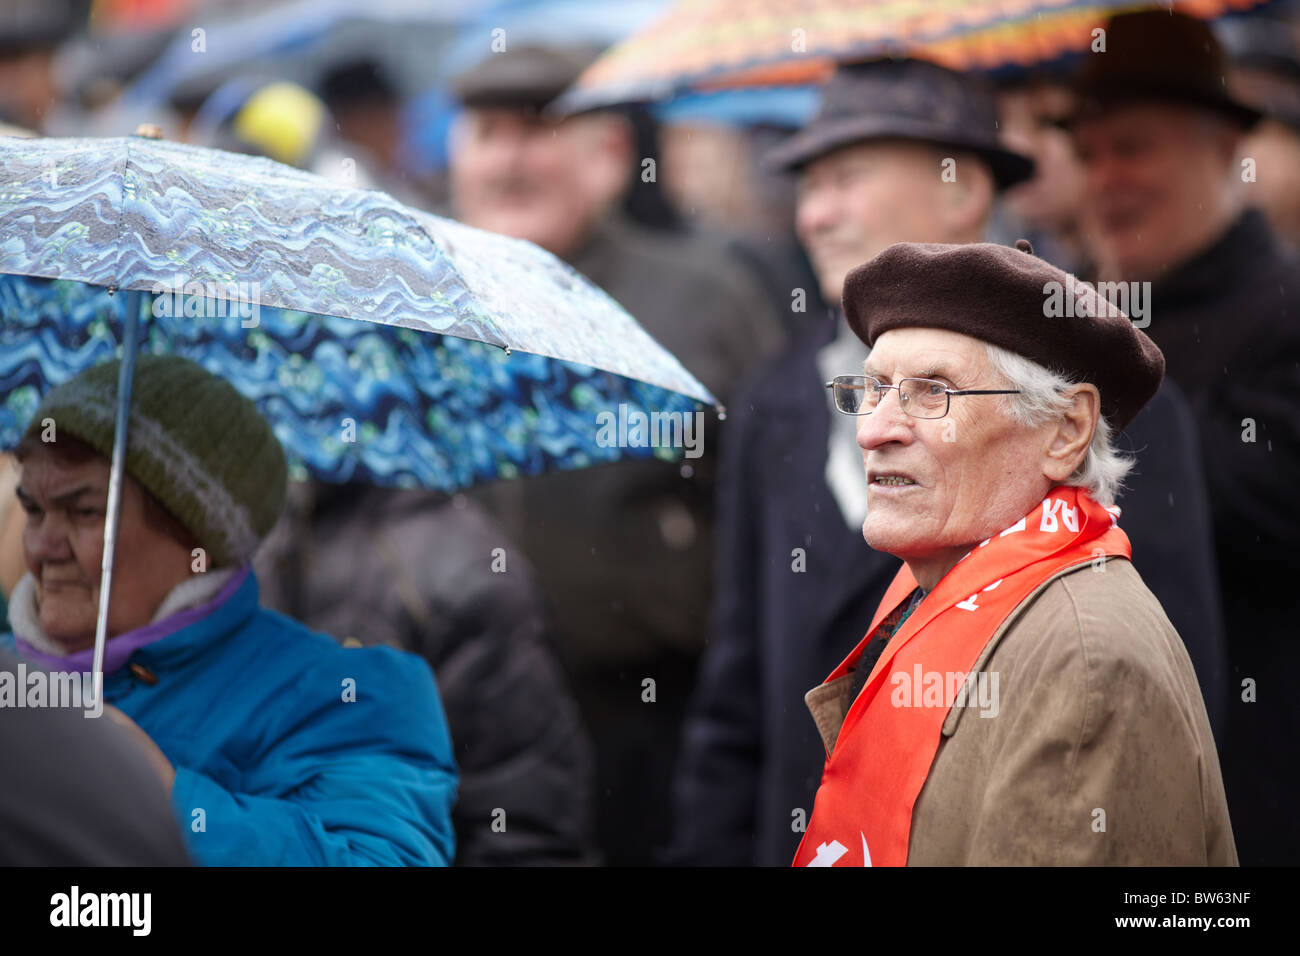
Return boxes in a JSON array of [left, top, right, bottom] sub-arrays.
[[667, 57, 1226, 867], [451, 44, 785, 864], [1064, 10, 1300, 864], [796, 240, 1235, 866]]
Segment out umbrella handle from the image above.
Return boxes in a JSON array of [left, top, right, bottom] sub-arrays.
[[91, 289, 143, 710]]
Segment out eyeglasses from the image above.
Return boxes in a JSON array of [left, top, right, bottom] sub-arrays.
[[825, 375, 1021, 420]]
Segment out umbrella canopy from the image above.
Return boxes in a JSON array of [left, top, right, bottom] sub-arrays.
[[558, 0, 1273, 113], [0, 134, 717, 493]]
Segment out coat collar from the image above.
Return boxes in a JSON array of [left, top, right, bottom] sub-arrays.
[[10, 568, 254, 679], [803, 561, 1119, 756], [1149, 208, 1280, 304]]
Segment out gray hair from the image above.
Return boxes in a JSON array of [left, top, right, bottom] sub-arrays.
[[983, 342, 1133, 508]]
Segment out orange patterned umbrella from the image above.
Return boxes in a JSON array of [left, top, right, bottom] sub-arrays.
[[561, 0, 1271, 111]]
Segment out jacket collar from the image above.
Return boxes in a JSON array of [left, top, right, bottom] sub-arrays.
[[11, 568, 254, 678], [803, 561, 1113, 756], [1149, 208, 1279, 304], [564, 211, 637, 275]]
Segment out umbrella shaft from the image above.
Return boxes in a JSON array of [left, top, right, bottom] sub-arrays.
[[92, 290, 143, 702]]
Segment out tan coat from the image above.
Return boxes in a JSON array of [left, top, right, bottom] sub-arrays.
[[805, 558, 1237, 865]]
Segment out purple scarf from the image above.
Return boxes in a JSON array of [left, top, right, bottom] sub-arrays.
[[14, 567, 250, 675]]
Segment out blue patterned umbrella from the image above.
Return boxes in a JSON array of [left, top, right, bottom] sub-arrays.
[[0, 132, 717, 686], [0, 134, 717, 481]]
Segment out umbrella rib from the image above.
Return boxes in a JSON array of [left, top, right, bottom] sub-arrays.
[[406, 215, 511, 353]]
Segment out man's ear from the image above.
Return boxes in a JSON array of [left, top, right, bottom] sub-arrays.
[[1042, 385, 1100, 482]]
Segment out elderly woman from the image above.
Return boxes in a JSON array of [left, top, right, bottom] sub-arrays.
[[796, 240, 1235, 866], [0, 354, 457, 866]]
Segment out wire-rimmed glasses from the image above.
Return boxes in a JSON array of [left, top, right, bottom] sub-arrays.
[[825, 375, 1021, 419]]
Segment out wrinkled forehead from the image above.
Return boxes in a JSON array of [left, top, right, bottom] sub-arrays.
[[863, 327, 990, 381], [798, 138, 942, 185], [17, 452, 111, 500]]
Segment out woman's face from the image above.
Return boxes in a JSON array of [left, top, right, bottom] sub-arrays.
[[16, 450, 194, 651]]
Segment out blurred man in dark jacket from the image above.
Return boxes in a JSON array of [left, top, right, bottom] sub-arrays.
[[667, 57, 1227, 866], [1065, 10, 1300, 864], [0, 647, 191, 865], [257, 481, 596, 866], [450, 44, 785, 864]]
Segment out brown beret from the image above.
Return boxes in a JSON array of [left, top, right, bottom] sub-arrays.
[[842, 240, 1165, 431]]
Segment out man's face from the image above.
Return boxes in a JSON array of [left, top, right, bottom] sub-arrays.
[[17, 452, 193, 651], [856, 328, 1051, 571], [0, 49, 57, 132], [795, 140, 956, 304], [450, 107, 625, 259], [1071, 103, 1241, 279], [999, 84, 1084, 232]]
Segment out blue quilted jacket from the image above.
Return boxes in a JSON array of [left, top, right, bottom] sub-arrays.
[[2, 571, 457, 866]]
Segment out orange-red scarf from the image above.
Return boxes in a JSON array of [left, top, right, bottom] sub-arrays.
[[792, 486, 1130, 867]]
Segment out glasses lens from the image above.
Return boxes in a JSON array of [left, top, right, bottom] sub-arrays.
[[834, 376, 873, 414], [900, 379, 948, 418]]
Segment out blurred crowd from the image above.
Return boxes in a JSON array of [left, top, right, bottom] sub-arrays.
[[1, 0, 1298, 866]]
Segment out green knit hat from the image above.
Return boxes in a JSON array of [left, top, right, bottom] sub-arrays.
[[24, 354, 287, 567]]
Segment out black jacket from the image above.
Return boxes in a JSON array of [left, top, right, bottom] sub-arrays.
[[0, 650, 191, 865], [256, 482, 597, 866], [469, 215, 786, 865], [667, 311, 1228, 866], [1139, 209, 1300, 865]]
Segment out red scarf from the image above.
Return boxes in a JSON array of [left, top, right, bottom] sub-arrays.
[[792, 486, 1130, 867]]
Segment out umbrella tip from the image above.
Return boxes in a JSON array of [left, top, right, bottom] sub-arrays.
[[133, 123, 164, 140]]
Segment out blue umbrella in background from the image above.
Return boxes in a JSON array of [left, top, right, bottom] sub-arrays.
[[651, 85, 819, 128], [0, 131, 717, 692], [122, 0, 484, 111]]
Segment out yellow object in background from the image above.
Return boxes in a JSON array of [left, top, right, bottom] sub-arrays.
[[233, 82, 326, 168]]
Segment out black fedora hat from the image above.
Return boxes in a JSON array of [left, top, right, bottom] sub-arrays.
[[1060, 10, 1262, 129], [763, 58, 1035, 192]]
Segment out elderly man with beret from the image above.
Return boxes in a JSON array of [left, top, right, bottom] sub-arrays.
[[796, 240, 1235, 866], [668, 56, 1226, 867], [1, 355, 458, 866]]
